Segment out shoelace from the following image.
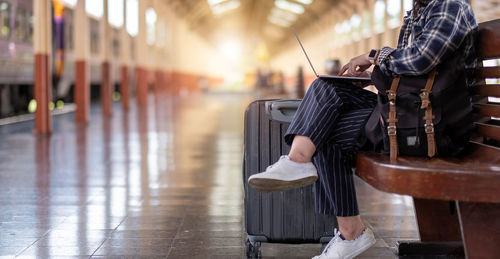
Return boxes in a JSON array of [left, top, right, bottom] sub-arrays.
[[265, 155, 287, 171]]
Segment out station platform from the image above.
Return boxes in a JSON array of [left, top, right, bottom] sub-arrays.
[[0, 93, 418, 258]]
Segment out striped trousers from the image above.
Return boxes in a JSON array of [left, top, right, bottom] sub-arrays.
[[285, 79, 377, 217]]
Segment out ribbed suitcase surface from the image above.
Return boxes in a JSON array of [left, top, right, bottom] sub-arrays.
[[243, 100, 337, 256]]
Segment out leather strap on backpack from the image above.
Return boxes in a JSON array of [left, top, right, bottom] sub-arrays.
[[420, 70, 438, 157], [386, 77, 400, 161]]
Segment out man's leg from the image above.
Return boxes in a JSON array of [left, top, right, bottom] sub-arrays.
[[289, 135, 316, 163], [337, 216, 365, 240]]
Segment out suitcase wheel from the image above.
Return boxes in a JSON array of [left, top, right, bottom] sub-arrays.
[[246, 239, 262, 258]]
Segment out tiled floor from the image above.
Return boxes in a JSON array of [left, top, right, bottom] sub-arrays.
[[0, 93, 419, 258]]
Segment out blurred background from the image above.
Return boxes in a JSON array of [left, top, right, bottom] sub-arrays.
[[0, 0, 499, 119]]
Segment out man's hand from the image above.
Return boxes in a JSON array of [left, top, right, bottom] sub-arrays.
[[339, 52, 372, 77]]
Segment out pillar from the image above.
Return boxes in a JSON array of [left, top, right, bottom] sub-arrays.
[[165, 7, 175, 96], [74, 0, 90, 123], [154, 69, 162, 96], [153, 1, 161, 96], [33, 0, 52, 134], [135, 0, 148, 106], [101, 0, 113, 116], [120, 0, 131, 110]]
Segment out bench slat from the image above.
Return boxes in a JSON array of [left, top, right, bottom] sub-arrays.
[[475, 103, 500, 118], [478, 19, 500, 59], [471, 84, 500, 97], [355, 143, 500, 203], [477, 66, 500, 79], [476, 122, 500, 141]]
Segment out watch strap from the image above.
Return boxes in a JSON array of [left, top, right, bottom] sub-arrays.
[[368, 49, 377, 64]]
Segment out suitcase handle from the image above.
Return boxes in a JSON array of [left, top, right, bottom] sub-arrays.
[[265, 100, 301, 123]]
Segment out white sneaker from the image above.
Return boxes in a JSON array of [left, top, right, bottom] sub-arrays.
[[313, 228, 376, 259], [248, 155, 318, 192]]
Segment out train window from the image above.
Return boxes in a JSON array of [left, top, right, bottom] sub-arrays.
[[112, 38, 119, 57], [28, 11, 33, 43], [15, 6, 28, 42], [112, 29, 120, 57], [89, 19, 100, 54], [0, 1, 10, 39]]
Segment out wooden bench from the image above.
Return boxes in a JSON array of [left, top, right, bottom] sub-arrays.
[[355, 19, 500, 258]]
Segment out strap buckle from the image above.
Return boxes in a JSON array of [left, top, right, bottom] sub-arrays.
[[419, 92, 430, 100], [386, 91, 397, 101], [424, 123, 434, 134], [387, 125, 397, 136]]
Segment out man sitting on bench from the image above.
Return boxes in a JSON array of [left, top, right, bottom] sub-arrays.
[[248, 0, 478, 258]]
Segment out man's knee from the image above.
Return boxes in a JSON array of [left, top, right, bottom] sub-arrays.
[[308, 78, 330, 93], [308, 78, 343, 97]]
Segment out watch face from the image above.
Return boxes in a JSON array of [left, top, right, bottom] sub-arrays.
[[369, 49, 377, 58]]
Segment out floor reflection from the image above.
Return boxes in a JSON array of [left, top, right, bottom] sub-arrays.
[[0, 92, 417, 258]]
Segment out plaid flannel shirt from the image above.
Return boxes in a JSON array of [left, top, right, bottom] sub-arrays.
[[377, 0, 478, 86]]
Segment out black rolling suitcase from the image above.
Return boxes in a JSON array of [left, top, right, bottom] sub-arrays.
[[243, 99, 338, 258]]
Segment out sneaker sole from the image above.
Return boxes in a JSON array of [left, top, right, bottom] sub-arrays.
[[344, 236, 376, 259], [248, 176, 318, 192]]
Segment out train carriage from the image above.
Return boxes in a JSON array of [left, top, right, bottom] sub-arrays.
[[0, 0, 135, 118]]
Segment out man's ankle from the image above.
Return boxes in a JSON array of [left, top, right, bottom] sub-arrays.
[[339, 226, 365, 241], [288, 153, 311, 163]]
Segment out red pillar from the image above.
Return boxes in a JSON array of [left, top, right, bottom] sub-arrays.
[[154, 69, 163, 96], [101, 0, 113, 116], [101, 62, 113, 116], [34, 54, 52, 134], [163, 71, 172, 95], [75, 61, 90, 123], [136, 67, 148, 106], [170, 72, 178, 96], [120, 65, 130, 110]]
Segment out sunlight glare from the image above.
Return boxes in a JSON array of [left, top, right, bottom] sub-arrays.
[[219, 40, 242, 63]]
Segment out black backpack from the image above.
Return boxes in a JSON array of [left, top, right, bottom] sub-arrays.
[[363, 54, 474, 159]]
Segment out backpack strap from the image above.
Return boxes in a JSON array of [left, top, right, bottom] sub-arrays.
[[420, 70, 438, 157], [386, 77, 400, 161]]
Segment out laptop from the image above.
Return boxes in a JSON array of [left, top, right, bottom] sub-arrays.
[[292, 27, 371, 83]]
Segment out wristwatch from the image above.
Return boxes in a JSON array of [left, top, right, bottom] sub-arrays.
[[368, 49, 378, 65]]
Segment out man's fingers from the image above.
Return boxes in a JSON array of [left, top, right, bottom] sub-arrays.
[[348, 62, 357, 76], [339, 64, 349, 75]]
